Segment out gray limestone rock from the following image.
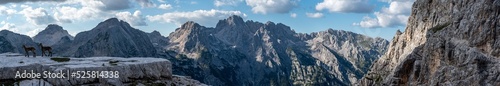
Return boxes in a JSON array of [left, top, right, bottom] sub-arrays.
[[0, 53, 206, 86], [358, 0, 500, 85]]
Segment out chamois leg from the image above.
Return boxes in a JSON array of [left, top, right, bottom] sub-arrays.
[[25, 50, 28, 57]]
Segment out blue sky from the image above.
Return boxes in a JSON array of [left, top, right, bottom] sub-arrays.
[[0, 0, 415, 40]]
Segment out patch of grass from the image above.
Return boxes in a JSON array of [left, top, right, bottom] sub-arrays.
[[50, 57, 70, 62], [430, 22, 451, 33], [0, 80, 20, 86], [109, 60, 119, 66]]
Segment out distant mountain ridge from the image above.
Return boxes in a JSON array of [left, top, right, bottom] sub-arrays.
[[164, 15, 389, 85], [56, 18, 157, 57]]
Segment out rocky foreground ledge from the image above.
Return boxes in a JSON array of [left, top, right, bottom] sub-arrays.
[[0, 53, 206, 86]]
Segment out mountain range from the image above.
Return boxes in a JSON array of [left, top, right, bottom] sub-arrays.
[[0, 15, 388, 85]]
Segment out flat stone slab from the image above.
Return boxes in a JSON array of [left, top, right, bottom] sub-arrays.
[[0, 53, 173, 86]]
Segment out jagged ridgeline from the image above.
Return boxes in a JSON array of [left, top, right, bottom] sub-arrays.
[[0, 15, 389, 85], [358, 0, 500, 85], [161, 15, 388, 85]]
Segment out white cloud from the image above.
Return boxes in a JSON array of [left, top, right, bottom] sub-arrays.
[[1, 22, 16, 32], [116, 10, 147, 26], [158, 0, 166, 3], [54, 6, 109, 23], [158, 4, 172, 10], [0, 0, 66, 5], [214, 0, 242, 7], [381, 1, 413, 15], [354, 0, 415, 28], [306, 12, 323, 18], [0, 6, 17, 16], [190, 1, 198, 4], [81, 0, 131, 11], [146, 9, 246, 26], [135, 0, 156, 8], [19, 7, 57, 25], [315, 0, 374, 13], [20, 5, 29, 8], [290, 13, 297, 18], [245, 0, 298, 14]]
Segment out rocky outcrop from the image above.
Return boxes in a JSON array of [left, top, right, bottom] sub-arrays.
[[164, 15, 389, 85], [0, 53, 206, 86], [33, 24, 74, 46], [358, 0, 500, 85], [60, 18, 156, 57]]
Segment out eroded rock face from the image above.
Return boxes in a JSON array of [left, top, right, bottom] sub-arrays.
[[358, 0, 500, 85], [0, 53, 206, 86]]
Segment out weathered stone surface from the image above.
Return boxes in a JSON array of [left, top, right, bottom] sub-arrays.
[[0, 53, 206, 86], [358, 0, 500, 85]]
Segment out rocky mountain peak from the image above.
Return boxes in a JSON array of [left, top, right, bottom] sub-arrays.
[[44, 24, 64, 32], [103, 18, 120, 23], [164, 15, 389, 85], [151, 30, 162, 36], [0, 30, 14, 34], [179, 21, 203, 30], [56, 17, 156, 57], [34, 24, 74, 46], [0, 30, 36, 54], [216, 15, 245, 27]]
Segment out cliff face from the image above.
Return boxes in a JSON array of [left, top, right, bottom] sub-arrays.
[[0, 53, 206, 86], [359, 0, 500, 85]]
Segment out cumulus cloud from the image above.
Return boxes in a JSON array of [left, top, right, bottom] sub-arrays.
[[354, 0, 415, 28], [214, 0, 242, 7], [19, 7, 57, 25], [158, 4, 172, 10], [0, 0, 66, 5], [0, 6, 17, 16], [158, 0, 166, 3], [290, 13, 297, 18], [315, 0, 374, 13], [0, 21, 16, 32], [81, 0, 132, 11], [135, 0, 156, 8], [306, 12, 323, 18], [54, 6, 109, 23], [245, 0, 298, 14], [116, 10, 147, 26], [146, 9, 246, 26]]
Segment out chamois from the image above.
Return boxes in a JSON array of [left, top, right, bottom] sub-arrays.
[[38, 43, 52, 57], [22, 45, 36, 57]]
